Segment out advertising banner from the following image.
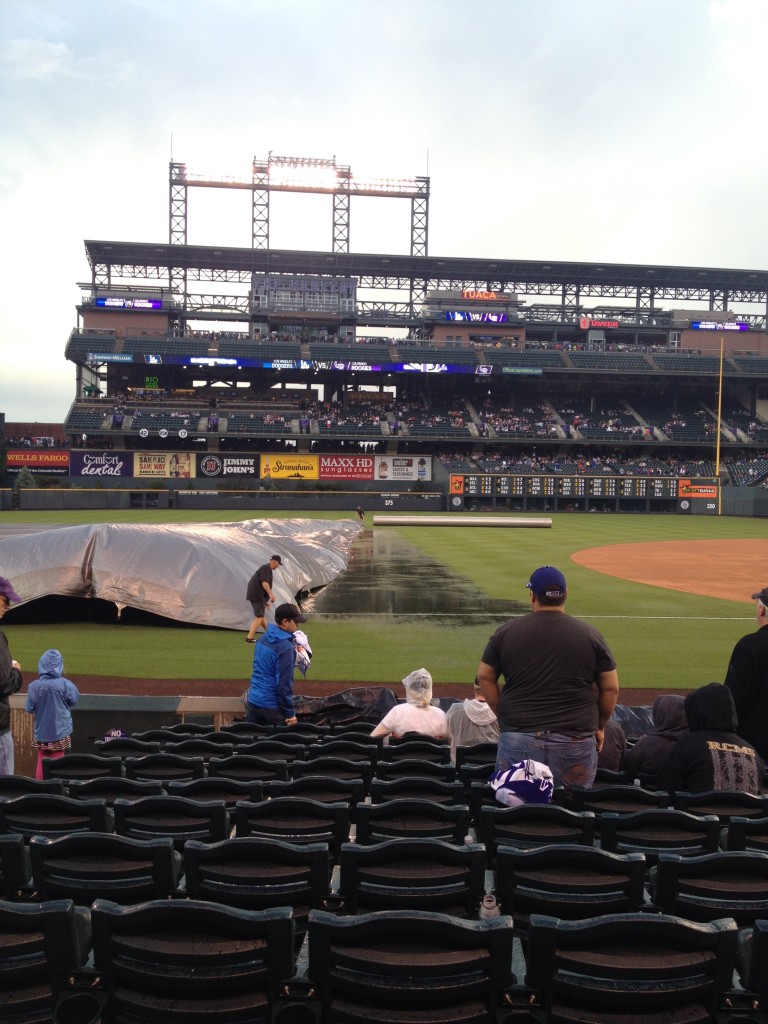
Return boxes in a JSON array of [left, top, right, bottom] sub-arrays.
[[197, 453, 259, 477], [374, 456, 431, 482], [69, 451, 132, 477], [677, 479, 718, 499], [261, 454, 319, 480], [134, 452, 193, 478], [6, 450, 70, 474], [319, 455, 374, 480]]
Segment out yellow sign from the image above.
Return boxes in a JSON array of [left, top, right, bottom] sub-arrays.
[[261, 454, 319, 480]]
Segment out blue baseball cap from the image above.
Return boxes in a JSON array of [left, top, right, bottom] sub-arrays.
[[527, 566, 567, 598]]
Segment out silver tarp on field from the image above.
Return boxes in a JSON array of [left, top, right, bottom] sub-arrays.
[[0, 518, 362, 629]]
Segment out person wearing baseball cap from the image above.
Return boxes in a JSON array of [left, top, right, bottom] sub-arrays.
[[245, 602, 307, 727], [475, 565, 619, 789], [724, 585, 768, 760], [244, 555, 283, 643], [0, 577, 24, 776]]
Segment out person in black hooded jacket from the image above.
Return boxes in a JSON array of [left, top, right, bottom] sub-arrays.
[[657, 683, 761, 794]]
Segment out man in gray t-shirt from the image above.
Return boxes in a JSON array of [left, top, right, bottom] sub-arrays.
[[476, 565, 619, 788]]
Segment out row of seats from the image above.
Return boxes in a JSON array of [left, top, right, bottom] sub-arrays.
[[6, 891, 768, 1022]]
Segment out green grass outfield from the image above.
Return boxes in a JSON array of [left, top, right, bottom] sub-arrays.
[[2, 509, 763, 692]]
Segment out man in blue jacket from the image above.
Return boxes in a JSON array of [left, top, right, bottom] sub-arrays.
[[246, 603, 307, 727]]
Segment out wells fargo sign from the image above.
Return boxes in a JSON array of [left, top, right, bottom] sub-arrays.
[[6, 450, 70, 473]]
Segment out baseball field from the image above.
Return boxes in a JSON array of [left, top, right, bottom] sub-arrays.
[[2, 508, 764, 697]]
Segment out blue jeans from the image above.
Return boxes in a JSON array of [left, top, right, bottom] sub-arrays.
[[497, 730, 597, 789], [245, 703, 284, 727], [0, 730, 14, 776]]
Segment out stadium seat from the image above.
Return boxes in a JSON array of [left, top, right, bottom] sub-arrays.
[[599, 808, 721, 864], [0, 897, 91, 1023], [337, 837, 487, 917], [66, 899, 296, 1024], [369, 776, 465, 805], [28, 832, 182, 905], [113, 795, 228, 849], [164, 739, 235, 760], [567, 783, 668, 817], [307, 739, 379, 765], [234, 798, 350, 859], [292, 756, 373, 794], [299, 908, 515, 1024], [354, 798, 471, 845], [123, 753, 205, 783], [42, 754, 123, 783], [235, 740, 307, 764], [725, 814, 768, 853], [94, 737, 162, 757], [671, 789, 768, 823], [183, 837, 330, 940], [379, 739, 451, 763], [267, 775, 365, 808], [375, 758, 457, 783], [208, 753, 291, 783], [454, 742, 499, 770], [166, 777, 265, 807], [651, 850, 768, 926], [495, 844, 647, 944], [0, 775, 65, 798], [66, 777, 165, 805], [478, 804, 597, 862], [0, 794, 114, 840], [522, 911, 738, 1024], [0, 833, 31, 898]]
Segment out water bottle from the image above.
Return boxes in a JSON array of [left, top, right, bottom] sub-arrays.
[[479, 893, 500, 919]]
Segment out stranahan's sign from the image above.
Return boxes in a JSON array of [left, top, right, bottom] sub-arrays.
[[261, 455, 319, 480]]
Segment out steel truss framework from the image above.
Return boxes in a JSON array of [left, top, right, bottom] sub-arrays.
[[84, 238, 768, 331]]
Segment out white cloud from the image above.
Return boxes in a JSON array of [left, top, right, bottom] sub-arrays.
[[1, 37, 71, 81]]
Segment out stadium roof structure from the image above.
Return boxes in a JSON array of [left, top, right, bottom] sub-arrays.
[[84, 240, 768, 306]]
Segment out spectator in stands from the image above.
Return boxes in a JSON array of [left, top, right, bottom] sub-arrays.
[[370, 668, 448, 742], [620, 694, 687, 784], [0, 577, 23, 776], [24, 649, 80, 780], [596, 717, 627, 772], [724, 585, 768, 761], [658, 683, 760, 794], [245, 603, 306, 728], [445, 677, 499, 762], [476, 566, 619, 789]]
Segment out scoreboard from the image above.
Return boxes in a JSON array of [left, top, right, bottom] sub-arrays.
[[458, 476, 706, 499]]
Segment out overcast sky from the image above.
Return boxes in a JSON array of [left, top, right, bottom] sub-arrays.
[[1, 0, 766, 424]]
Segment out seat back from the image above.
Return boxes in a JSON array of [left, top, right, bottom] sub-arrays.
[[292, 756, 373, 793], [183, 837, 330, 938], [208, 754, 291, 783], [454, 742, 499, 770], [113, 795, 229, 849], [167, 777, 265, 807], [88, 898, 295, 1024], [354, 799, 470, 845], [124, 753, 206, 783], [568, 784, 668, 817], [42, 754, 123, 782], [0, 833, 31, 897], [478, 804, 596, 861], [495, 844, 646, 942], [375, 758, 456, 783], [94, 738, 162, 757], [725, 813, 768, 853], [0, 775, 66, 798], [600, 808, 720, 863], [672, 789, 768, 823], [305, 908, 514, 1023], [0, 897, 91, 1021], [525, 911, 738, 1022], [307, 740, 378, 764], [29, 832, 182, 904], [370, 777, 465, 805], [380, 739, 451, 763], [66, 777, 165, 804], [164, 739, 235, 760], [234, 798, 350, 859], [234, 740, 306, 763], [338, 838, 486, 917], [652, 850, 768, 926], [0, 794, 114, 840], [268, 776, 365, 807]]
